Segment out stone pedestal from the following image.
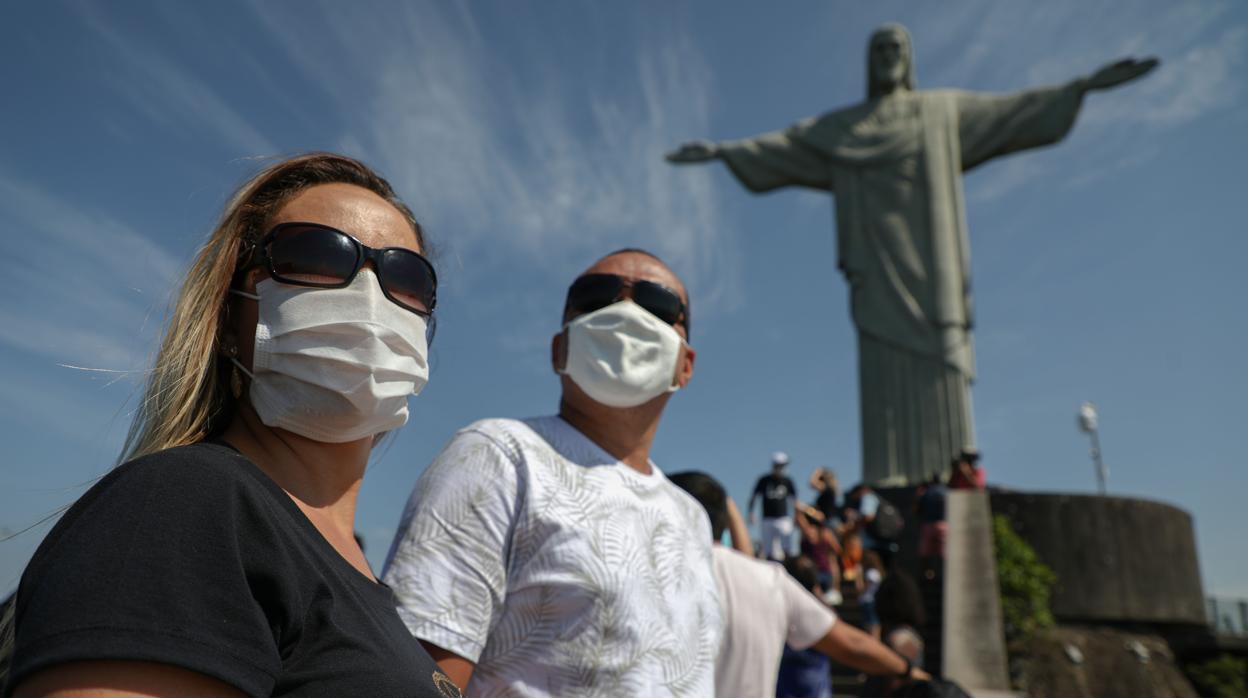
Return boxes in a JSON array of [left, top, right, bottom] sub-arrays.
[[990, 493, 1205, 626], [944, 490, 1014, 693]]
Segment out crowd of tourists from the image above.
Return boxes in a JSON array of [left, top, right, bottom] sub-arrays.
[[729, 447, 985, 697], [0, 154, 980, 697]]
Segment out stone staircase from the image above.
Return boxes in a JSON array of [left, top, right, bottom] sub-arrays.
[[823, 489, 1023, 697], [825, 564, 946, 698], [920, 565, 944, 679], [829, 575, 867, 697], [822, 485, 951, 697]]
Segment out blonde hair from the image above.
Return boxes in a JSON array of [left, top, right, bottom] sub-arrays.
[[117, 152, 425, 463], [0, 154, 424, 688]]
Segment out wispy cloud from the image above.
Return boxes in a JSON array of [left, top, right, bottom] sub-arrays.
[[1060, 142, 1162, 190], [77, 5, 277, 156], [0, 171, 179, 369], [0, 364, 128, 450], [246, 1, 738, 315], [908, 0, 1243, 201], [965, 156, 1047, 205], [1078, 25, 1246, 130]]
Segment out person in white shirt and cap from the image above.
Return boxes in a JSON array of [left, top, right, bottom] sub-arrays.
[[748, 451, 799, 560]]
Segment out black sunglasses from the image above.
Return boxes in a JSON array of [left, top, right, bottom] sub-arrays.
[[241, 222, 438, 319], [564, 273, 690, 337]]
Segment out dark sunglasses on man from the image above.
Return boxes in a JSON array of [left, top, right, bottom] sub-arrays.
[[564, 273, 690, 338], [237, 221, 438, 338]]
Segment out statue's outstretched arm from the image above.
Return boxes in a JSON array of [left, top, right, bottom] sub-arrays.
[[665, 140, 720, 164], [1077, 57, 1160, 93], [667, 126, 832, 193]]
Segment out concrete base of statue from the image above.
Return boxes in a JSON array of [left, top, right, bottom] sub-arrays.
[[990, 492, 1205, 626]]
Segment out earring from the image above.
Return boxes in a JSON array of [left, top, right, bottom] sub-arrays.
[[226, 344, 243, 399]]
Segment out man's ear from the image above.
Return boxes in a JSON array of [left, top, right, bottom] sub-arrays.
[[674, 344, 696, 388], [551, 329, 567, 374]]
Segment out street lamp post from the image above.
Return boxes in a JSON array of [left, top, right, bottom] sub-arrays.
[[1077, 402, 1107, 495]]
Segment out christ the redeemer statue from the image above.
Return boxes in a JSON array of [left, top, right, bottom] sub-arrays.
[[667, 24, 1156, 485]]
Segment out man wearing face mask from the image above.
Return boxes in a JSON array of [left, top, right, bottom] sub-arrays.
[[382, 249, 722, 697]]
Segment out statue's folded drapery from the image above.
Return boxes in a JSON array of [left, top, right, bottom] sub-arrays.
[[717, 85, 1084, 483]]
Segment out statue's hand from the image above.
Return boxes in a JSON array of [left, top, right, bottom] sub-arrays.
[[665, 141, 720, 163], [1082, 57, 1160, 92]]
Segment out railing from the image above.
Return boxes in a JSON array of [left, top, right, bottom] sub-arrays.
[[1206, 596, 1248, 636]]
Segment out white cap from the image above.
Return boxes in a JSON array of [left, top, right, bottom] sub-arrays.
[[771, 451, 790, 467]]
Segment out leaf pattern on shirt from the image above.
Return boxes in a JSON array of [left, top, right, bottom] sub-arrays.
[[381, 417, 722, 697]]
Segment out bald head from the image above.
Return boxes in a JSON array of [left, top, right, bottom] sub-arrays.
[[584, 250, 687, 302], [564, 249, 691, 340]]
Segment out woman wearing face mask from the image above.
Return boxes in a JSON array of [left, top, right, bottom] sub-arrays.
[[2, 154, 460, 698]]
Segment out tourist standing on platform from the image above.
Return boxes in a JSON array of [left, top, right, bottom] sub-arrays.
[[844, 483, 905, 566], [669, 471, 930, 698], [948, 449, 986, 490], [383, 250, 721, 697], [795, 505, 843, 605], [843, 483, 878, 540], [915, 473, 949, 578], [749, 452, 799, 560], [842, 530, 865, 586], [3, 154, 459, 697], [860, 552, 885, 639], [810, 467, 843, 528]]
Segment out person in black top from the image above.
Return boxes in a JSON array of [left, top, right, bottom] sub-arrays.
[[748, 452, 798, 560], [809, 467, 842, 526], [3, 153, 460, 698]]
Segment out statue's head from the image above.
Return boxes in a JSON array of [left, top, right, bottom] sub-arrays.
[[867, 23, 916, 98]]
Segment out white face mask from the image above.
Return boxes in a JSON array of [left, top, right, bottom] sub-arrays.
[[231, 270, 429, 443], [559, 300, 685, 408]]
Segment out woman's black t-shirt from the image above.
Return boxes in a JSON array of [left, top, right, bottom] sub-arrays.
[[6, 442, 461, 698]]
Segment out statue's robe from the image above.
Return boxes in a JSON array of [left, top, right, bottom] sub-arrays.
[[718, 84, 1084, 484]]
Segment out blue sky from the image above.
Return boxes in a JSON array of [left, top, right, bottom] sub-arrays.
[[2, 1, 1245, 600]]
